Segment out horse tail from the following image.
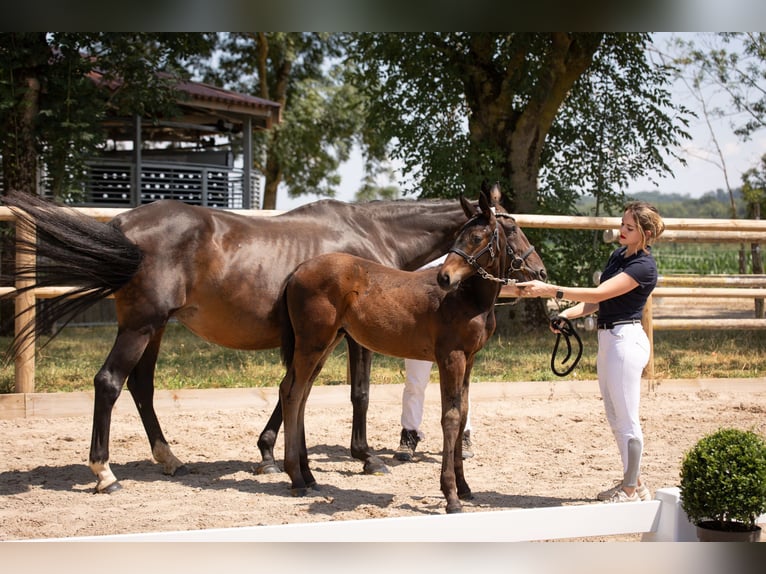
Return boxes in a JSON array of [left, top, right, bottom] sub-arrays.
[[1, 191, 143, 356], [278, 272, 297, 368]]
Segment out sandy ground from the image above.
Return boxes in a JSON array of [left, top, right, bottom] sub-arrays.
[[1, 377, 765, 542]]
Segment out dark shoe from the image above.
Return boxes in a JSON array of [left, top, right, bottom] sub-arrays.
[[462, 431, 474, 459], [394, 429, 420, 461]]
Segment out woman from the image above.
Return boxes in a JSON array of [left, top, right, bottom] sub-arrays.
[[514, 201, 665, 503]]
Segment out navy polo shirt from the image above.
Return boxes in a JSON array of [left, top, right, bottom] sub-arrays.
[[597, 246, 657, 325]]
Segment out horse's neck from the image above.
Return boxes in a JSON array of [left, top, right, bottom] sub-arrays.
[[373, 202, 466, 270], [470, 248, 506, 310]]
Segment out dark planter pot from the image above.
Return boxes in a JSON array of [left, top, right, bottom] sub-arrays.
[[696, 521, 762, 542]]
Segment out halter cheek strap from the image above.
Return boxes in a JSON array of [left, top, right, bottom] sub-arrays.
[[449, 227, 498, 270]]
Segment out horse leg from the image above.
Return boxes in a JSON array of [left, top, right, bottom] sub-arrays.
[[437, 356, 468, 513], [281, 367, 321, 496], [346, 338, 389, 475], [254, 400, 283, 475], [125, 326, 186, 478], [297, 392, 317, 490], [456, 362, 474, 502], [283, 338, 340, 496], [89, 329, 152, 493]]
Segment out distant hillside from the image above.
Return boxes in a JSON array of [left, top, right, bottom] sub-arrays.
[[576, 188, 746, 218]]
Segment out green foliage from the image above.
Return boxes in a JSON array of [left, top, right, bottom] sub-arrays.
[[193, 33, 368, 207], [653, 243, 744, 275], [676, 33, 766, 141], [346, 33, 689, 214], [679, 428, 766, 529], [0, 32, 215, 198]]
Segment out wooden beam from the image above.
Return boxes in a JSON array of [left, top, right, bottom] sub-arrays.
[[653, 318, 766, 330]]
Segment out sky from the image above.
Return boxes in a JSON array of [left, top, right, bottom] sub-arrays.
[[276, 32, 766, 211]]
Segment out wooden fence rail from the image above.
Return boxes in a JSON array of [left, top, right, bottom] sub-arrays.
[[1, 205, 764, 392]]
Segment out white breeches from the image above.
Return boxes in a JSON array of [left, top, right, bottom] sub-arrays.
[[596, 323, 650, 481], [401, 358, 472, 439]]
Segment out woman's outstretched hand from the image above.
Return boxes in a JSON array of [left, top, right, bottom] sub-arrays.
[[515, 279, 555, 298]]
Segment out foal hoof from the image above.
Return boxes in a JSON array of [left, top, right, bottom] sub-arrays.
[[94, 481, 122, 495], [363, 456, 390, 476], [446, 503, 463, 514], [458, 489, 474, 501], [291, 486, 308, 497], [254, 461, 281, 475]]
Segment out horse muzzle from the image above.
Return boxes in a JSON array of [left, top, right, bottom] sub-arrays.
[[437, 267, 463, 291]]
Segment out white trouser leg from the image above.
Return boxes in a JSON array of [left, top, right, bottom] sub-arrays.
[[596, 324, 650, 479], [402, 359, 472, 439], [402, 359, 432, 439]]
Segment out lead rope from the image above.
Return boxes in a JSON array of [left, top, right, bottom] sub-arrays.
[[549, 316, 583, 377]]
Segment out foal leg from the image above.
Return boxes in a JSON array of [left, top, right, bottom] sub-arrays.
[[126, 326, 186, 478], [456, 364, 474, 502], [346, 338, 389, 475], [437, 357, 468, 513], [283, 339, 340, 496], [89, 329, 152, 493], [282, 369, 321, 496]]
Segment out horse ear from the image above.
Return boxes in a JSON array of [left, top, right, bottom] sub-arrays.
[[459, 194, 476, 218], [489, 182, 502, 206], [478, 190, 494, 220]]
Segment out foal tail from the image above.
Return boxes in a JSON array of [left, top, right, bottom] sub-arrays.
[[1, 191, 143, 356]]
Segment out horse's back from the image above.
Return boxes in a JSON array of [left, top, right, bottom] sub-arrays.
[[286, 252, 443, 360]]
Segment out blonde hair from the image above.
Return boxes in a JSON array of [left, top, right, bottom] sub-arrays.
[[624, 201, 665, 253]]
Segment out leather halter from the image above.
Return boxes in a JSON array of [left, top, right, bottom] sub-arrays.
[[496, 212, 537, 275], [448, 217, 513, 285]]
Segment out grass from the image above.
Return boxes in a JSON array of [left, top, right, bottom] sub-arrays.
[[1, 322, 764, 394]]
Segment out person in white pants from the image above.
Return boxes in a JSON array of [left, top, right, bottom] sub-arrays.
[[516, 201, 665, 504], [394, 254, 474, 462], [395, 357, 474, 461]]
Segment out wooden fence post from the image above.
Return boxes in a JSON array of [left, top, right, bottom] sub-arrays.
[[14, 218, 35, 393], [642, 296, 654, 381]]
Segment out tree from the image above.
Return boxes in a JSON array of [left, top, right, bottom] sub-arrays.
[[346, 33, 689, 217], [346, 33, 691, 294], [0, 33, 214, 199], [673, 32, 766, 285], [194, 33, 372, 210]]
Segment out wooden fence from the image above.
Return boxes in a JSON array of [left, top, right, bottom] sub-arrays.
[[1, 205, 765, 392]]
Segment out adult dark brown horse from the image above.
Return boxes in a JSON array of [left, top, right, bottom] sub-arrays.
[[276, 192, 544, 513], [2, 188, 545, 494]]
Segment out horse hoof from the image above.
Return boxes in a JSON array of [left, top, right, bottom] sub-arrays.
[[172, 464, 190, 477], [291, 487, 308, 497], [94, 481, 122, 495], [254, 462, 281, 475], [446, 503, 463, 514], [458, 489, 473, 501], [363, 457, 390, 476]]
